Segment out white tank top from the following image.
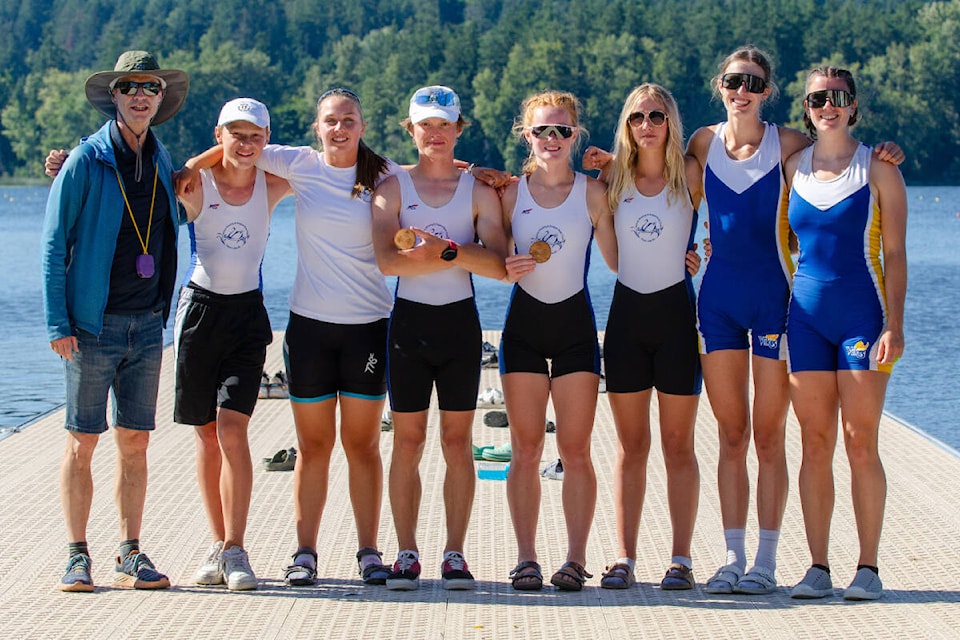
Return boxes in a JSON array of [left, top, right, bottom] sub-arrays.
[[395, 171, 477, 305], [614, 187, 695, 294], [705, 121, 781, 193], [257, 145, 397, 324], [510, 172, 593, 303], [186, 168, 270, 294]]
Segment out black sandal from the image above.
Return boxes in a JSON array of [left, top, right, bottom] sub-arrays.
[[356, 547, 390, 585], [509, 560, 543, 591], [550, 561, 593, 591]]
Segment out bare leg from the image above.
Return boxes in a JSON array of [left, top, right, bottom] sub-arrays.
[[503, 372, 549, 564], [389, 410, 428, 552], [339, 395, 386, 551], [194, 422, 225, 542], [607, 390, 652, 560], [552, 372, 600, 565], [701, 350, 751, 534], [838, 370, 889, 567], [751, 355, 790, 533], [791, 371, 839, 567], [217, 408, 252, 549], [61, 432, 99, 543], [657, 391, 700, 559], [114, 427, 150, 542], [438, 409, 476, 553], [290, 399, 337, 548]]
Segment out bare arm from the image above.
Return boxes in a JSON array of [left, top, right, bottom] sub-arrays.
[[500, 182, 535, 284], [371, 176, 451, 277], [872, 160, 908, 366], [582, 146, 614, 183], [586, 176, 617, 271]]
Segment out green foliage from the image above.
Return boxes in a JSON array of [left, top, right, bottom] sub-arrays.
[[0, 0, 957, 182]]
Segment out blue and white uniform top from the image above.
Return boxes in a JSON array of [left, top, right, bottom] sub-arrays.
[[614, 187, 696, 294], [702, 121, 793, 279], [510, 172, 594, 304], [256, 145, 399, 324], [789, 143, 885, 301], [183, 168, 270, 295], [395, 171, 477, 306]]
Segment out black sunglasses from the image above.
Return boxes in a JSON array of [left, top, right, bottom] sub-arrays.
[[720, 73, 767, 94], [529, 124, 577, 139], [627, 110, 668, 127], [112, 81, 162, 97], [805, 89, 855, 109]]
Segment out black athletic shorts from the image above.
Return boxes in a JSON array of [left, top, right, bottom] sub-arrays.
[[603, 280, 702, 395], [173, 284, 273, 425], [500, 286, 600, 377], [387, 297, 481, 412], [283, 312, 388, 401]]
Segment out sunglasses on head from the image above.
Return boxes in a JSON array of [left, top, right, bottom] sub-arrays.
[[413, 89, 460, 107], [720, 73, 767, 94], [805, 89, 855, 109], [112, 81, 162, 96], [528, 124, 577, 139], [627, 110, 667, 127], [319, 87, 360, 103]]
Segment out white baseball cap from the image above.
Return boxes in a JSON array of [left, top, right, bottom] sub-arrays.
[[408, 86, 461, 124], [217, 98, 270, 129]]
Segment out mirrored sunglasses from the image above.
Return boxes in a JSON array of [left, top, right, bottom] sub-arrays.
[[805, 89, 855, 109], [528, 124, 577, 139], [112, 81, 162, 96], [720, 73, 767, 94], [627, 110, 668, 127]]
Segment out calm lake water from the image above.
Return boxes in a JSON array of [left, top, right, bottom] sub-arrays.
[[2, 185, 958, 450]]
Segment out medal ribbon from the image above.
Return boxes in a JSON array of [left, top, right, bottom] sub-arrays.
[[114, 164, 158, 257]]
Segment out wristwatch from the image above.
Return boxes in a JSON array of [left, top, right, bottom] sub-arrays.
[[440, 239, 459, 262]]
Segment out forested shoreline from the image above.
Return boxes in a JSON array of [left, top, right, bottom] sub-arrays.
[[1, 0, 958, 182]]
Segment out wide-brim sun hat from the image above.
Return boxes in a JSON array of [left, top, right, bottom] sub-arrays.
[[84, 50, 189, 126]]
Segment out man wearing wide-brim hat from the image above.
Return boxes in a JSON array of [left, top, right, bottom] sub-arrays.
[[41, 50, 189, 593]]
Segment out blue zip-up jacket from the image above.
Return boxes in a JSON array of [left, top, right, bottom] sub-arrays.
[[41, 121, 184, 342]]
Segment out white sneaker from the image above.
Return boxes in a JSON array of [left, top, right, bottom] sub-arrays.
[[476, 387, 504, 408], [257, 372, 270, 399], [220, 545, 257, 591], [791, 566, 834, 599], [844, 567, 882, 601], [194, 541, 224, 585], [269, 371, 289, 399], [540, 458, 564, 480]]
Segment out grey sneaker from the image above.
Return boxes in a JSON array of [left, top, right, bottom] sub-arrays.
[[791, 566, 834, 599], [220, 545, 257, 591], [194, 540, 225, 585], [844, 567, 882, 601], [113, 550, 170, 590], [59, 553, 94, 592]]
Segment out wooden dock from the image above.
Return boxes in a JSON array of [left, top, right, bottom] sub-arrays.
[[1, 331, 958, 639]]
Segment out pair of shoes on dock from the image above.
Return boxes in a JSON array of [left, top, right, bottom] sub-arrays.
[[258, 370, 289, 399]]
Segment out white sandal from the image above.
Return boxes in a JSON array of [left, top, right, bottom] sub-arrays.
[[704, 563, 744, 594]]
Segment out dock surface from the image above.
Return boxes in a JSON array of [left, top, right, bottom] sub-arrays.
[[1, 331, 958, 639]]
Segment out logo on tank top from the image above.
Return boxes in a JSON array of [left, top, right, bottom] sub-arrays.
[[533, 225, 564, 254], [520, 208, 533, 215], [424, 223, 449, 239], [359, 188, 373, 203], [364, 353, 378, 374], [406, 203, 420, 210], [630, 214, 663, 242], [218, 222, 250, 249], [844, 340, 870, 360], [757, 333, 781, 350]]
